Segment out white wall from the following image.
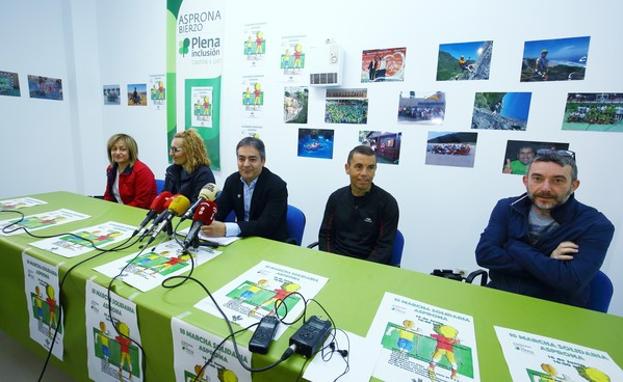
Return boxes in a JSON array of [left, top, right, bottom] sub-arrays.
[[2, 0, 622, 315]]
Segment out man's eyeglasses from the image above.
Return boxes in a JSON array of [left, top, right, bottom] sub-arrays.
[[170, 146, 183, 153], [536, 149, 576, 161]]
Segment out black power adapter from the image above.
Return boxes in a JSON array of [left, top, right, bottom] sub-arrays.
[[289, 315, 332, 358]]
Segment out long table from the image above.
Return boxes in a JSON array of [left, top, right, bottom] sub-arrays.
[[1, 191, 622, 381]]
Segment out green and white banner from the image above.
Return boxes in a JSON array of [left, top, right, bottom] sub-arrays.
[[167, 0, 224, 169]]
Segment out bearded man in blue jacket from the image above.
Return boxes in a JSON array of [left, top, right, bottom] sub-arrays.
[[476, 149, 614, 308]]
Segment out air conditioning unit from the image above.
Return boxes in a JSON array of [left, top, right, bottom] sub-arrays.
[[308, 43, 343, 87]]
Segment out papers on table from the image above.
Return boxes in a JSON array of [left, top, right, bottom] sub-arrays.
[[171, 317, 251, 382], [30, 221, 135, 257], [366, 292, 480, 382], [194, 261, 328, 339], [85, 280, 143, 382], [22, 253, 63, 360], [495, 326, 623, 382], [177, 226, 241, 246], [0, 197, 47, 210], [93, 239, 222, 292], [0, 208, 90, 236]]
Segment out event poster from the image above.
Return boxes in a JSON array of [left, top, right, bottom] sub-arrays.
[[280, 35, 307, 83], [194, 261, 328, 339], [367, 292, 480, 382], [22, 253, 63, 360], [86, 280, 143, 382], [171, 317, 251, 382], [242, 22, 267, 69], [149, 74, 166, 109], [93, 239, 222, 292], [0, 70, 21, 96], [0, 209, 90, 236], [241, 75, 264, 120], [0, 196, 47, 210], [30, 221, 135, 258], [495, 326, 623, 382], [361, 47, 406, 82], [169, 0, 224, 169]]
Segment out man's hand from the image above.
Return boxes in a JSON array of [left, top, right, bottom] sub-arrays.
[[503, 159, 512, 174], [550, 241, 578, 260], [200, 221, 226, 237]]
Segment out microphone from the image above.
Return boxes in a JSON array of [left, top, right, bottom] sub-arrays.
[[134, 192, 172, 236], [138, 194, 174, 241], [182, 200, 218, 250], [145, 195, 190, 245], [182, 183, 221, 220]]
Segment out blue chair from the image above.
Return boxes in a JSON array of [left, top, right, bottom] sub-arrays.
[[390, 229, 404, 267], [155, 179, 165, 194], [587, 271, 614, 313], [286, 205, 306, 246]]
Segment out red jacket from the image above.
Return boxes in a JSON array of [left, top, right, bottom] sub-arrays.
[[104, 160, 156, 209]]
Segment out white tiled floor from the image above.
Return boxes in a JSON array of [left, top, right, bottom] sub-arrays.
[[0, 330, 76, 382]]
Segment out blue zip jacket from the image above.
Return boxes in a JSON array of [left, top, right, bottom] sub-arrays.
[[476, 193, 614, 307]]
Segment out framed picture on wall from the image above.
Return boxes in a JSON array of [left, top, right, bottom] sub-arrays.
[[297, 129, 334, 159], [520, 36, 590, 82], [127, 83, 147, 106], [0, 71, 21, 97], [425, 132, 478, 168], [358, 131, 402, 165], [471, 92, 532, 130], [436, 41, 492, 81], [562, 93, 623, 132], [28, 75, 63, 100], [398, 91, 445, 124], [361, 47, 406, 83], [502, 140, 570, 175]]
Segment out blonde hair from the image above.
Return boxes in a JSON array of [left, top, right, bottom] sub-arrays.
[[107, 134, 138, 165], [174, 129, 211, 173]]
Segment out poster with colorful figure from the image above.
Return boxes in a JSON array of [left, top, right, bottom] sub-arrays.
[[361, 47, 406, 82], [171, 317, 251, 382], [190, 85, 214, 128], [22, 253, 63, 360], [86, 280, 143, 382], [28, 75, 63, 100], [149, 74, 166, 109], [241, 75, 264, 120], [240, 125, 262, 139], [0, 196, 47, 210], [280, 35, 307, 83], [367, 292, 480, 382], [93, 239, 222, 292], [0, 70, 21, 96], [495, 326, 623, 382], [0, 209, 90, 236], [398, 91, 446, 124], [103, 85, 121, 105], [30, 221, 135, 258], [194, 261, 328, 339], [242, 22, 267, 70]]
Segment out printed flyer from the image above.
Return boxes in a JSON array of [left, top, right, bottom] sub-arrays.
[[0, 209, 89, 236], [86, 280, 143, 382], [171, 317, 251, 382], [194, 261, 328, 339], [495, 326, 623, 382], [367, 292, 480, 382], [242, 22, 267, 70], [0, 197, 47, 210], [22, 253, 63, 360], [30, 221, 134, 258], [93, 239, 222, 292]]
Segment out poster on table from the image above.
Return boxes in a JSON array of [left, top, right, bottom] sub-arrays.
[[103, 84, 121, 105], [520, 36, 590, 82], [171, 317, 251, 382], [86, 280, 143, 382], [194, 261, 328, 339], [242, 22, 267, 70], [398, 90, 446, 125], [168, 0, 224, 169], [562, 93, 623, 133], [367, 292, 480, 382], [436, 41, 492, 81], [361, 47, 406, 82], [149, 74, 166, 109], [280, 35, 308, 83], [93, 239, 222, 292], [22, 253, 63, 360], [241, 75, 265, 121], [0, 209, 90, 236], [0, 196, 47, 210], [28, 75, 63, 100], [0, 70, 21, 96], [284, 86, 308, 123], [30, 221, 135, 258], [127, 83, 147, 106], [425, 132, 478, 168], [495, 326, 623, 382], [358, 130, 402, 165], [471, 92, 532, 131]]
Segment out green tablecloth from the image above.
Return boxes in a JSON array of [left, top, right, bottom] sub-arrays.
[[1, 192, 622, 381]]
